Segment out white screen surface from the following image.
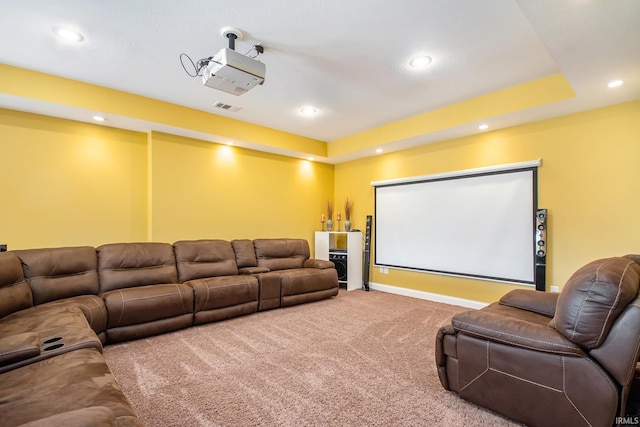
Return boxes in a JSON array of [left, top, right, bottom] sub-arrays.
[[374, 168, 536, 284]]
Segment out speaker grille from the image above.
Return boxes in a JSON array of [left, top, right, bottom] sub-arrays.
[[329, 252, 348, 286], [535, 209, 547, 262]]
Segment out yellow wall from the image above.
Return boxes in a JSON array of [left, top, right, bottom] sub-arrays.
[[335, 100, 640, 301], [0, 108, 148, 248], [149, 131, 334, 245], [0, 109, 333, 251]]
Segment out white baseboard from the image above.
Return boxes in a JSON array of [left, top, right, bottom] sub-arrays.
[[368, 282, 488, 309]]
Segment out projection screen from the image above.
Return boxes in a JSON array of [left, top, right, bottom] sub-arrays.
[[373, 161, 540, 284]]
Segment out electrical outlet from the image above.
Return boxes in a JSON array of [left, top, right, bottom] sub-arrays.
[[550, 285, 559, 293], [0, 244, 7, 252]]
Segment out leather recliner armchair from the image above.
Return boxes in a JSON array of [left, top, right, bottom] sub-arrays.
[[436, 255, 640, 427]]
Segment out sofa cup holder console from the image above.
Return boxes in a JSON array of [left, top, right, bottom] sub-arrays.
[[41, 336, 65, 352]]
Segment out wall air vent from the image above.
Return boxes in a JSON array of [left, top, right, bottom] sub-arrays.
[[212, 101, 242, 112]]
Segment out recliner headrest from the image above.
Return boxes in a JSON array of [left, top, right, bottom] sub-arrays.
[[550, 257, 640, 349]]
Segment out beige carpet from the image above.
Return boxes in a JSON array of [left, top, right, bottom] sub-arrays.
[[103, 289, 520, 426]]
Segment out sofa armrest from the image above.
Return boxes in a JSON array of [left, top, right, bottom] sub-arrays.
[[0, 332, 40, 366], [303, 259, 334, 269], [239, 266, 270, 274], [499, 289, 559, 318], [435, 325, 457, 391], [452, 310, 585, 356]]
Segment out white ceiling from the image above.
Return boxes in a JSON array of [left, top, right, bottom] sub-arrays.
[[0, 0, 638, 162]]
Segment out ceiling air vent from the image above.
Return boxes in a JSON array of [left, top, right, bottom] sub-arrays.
[[212, 101, 242, 112]]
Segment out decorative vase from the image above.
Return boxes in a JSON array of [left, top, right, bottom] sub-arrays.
[[327, 219, 333, 231], [345, 219, 351, 232]]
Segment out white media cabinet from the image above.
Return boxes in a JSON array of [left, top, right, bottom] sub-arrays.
[[314, 231, 363, 291]]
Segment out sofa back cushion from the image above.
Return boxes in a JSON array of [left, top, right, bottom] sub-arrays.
[[231, 239, 258, 268], [253, 239, 310, 271], [14, 246, 99, 305], [97, 243, 178, 293], [625, 254, 640, 266], [550, 257, 640, 349], [174, 240, 238, 282], [0, 252, 33, 318]]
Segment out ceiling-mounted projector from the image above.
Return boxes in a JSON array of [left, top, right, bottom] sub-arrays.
[[202, 47, 265, 96], [181, 27, 266, 96]]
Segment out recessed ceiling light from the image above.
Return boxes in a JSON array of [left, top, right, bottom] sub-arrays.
[[307, 157, 315, 161], [299, 106, 317, 116], [478, 124, 489, 130], [93, 116, 106, 122], [409, 55, 432, 69], [376, 148, 384, 154], [225, 141, 234, 146], [53, 26, 84, 42], [608, 80, 624, 88]]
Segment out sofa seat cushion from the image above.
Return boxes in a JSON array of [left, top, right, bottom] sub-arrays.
[[101, 283, 194, 342], [0, 304, 99, 342], [40, 295, 107, 338], [0, 348, 141, 427], [186, 275, 258, 325], [0, 295, 107, 340], [452, 309, 585, 357], [279, 268, 339, 307], [0, 306, 103, 374]]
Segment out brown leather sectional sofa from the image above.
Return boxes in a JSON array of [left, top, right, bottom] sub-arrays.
[[436, 254, 640, 427], [0, 238, 338, 426]]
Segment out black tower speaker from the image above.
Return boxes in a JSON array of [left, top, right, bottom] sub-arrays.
[[535, 209, 547, 291], [329, 250, 348, 288], [362, 215, 372, 291]]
